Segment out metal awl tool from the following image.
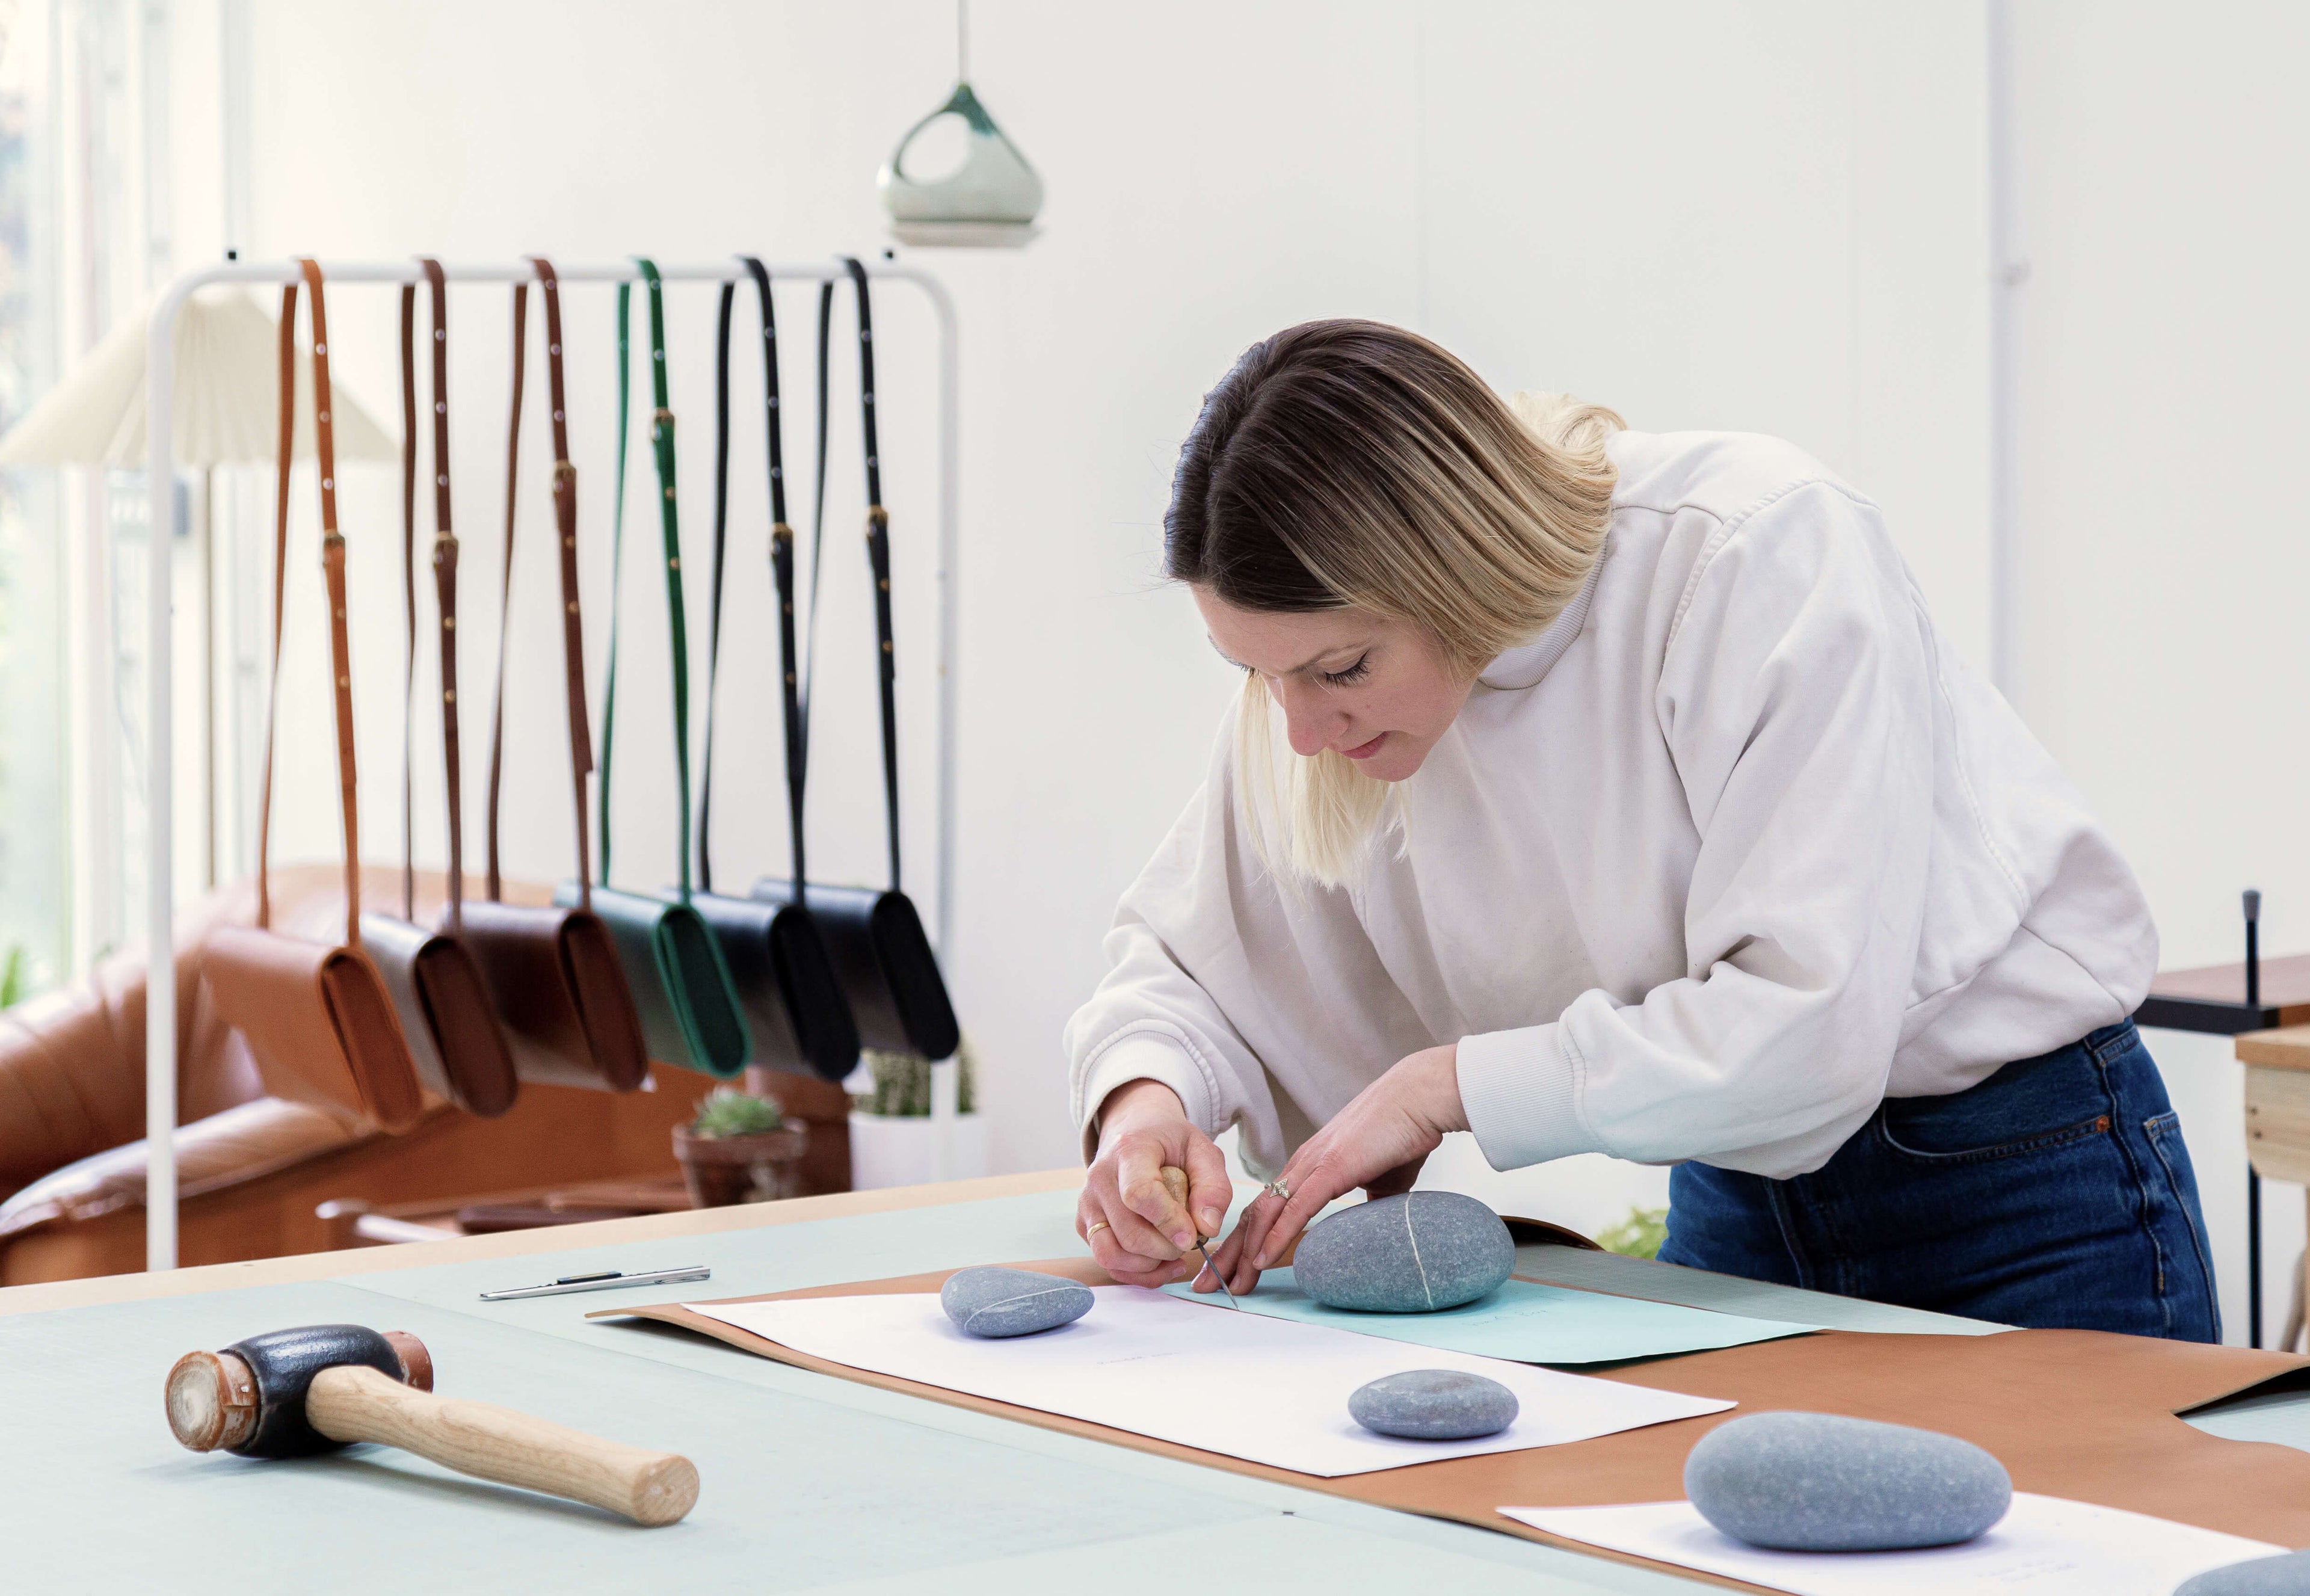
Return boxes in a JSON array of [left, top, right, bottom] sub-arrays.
[[1161, 1165, 1240, 1308]]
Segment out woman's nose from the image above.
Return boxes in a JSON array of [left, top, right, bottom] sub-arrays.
[[1276, 680, 1340, 757]]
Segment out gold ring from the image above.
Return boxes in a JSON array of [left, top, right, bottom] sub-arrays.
[[1086, 1221, 1111, 1238], [1264, 1179, 1292, 1203]]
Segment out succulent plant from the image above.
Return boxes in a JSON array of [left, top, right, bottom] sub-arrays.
[[689, 1086, 787, 1139]]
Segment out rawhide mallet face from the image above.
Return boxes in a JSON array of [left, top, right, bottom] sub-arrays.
[[166, 1325, 433, 1459]]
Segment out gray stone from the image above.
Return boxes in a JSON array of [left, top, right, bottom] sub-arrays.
[[1294, 1191, 1514, 1313], [1348, 1369, 1520, 1440], [939, 1266, 1094, 1339], [1684, 1411, 2012, 1551], [2176, 1551, 2310, 1595]]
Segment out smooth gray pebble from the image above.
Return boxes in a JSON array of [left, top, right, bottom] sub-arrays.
[[940, 1266, 1094, 1339], [1349, 1369, 1520, 1440], [1684, 1411, 2012, 1551], [2176, 1550, 2310, 1595], [1295, 1191, 1514, 1313]]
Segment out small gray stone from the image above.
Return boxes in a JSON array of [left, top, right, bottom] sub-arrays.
[[2176, 1550, 2310, 1595], [1295, 1192, 1514, 1313], [1348, 1369, 1520, 1440], [939, 1266, 1094, 1339], [1684, 1411, 2012, 1551]]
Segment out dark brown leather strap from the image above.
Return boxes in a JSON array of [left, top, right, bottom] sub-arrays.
[[398, 281, 419, 919], [298, 257, 363, 947], [490, 257, 593, 910], [256, 281, 296, 931], [420, 259, 466, 932], [487, 277, 524, 902]]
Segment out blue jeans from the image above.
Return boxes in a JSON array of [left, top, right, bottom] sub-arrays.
[[1659, 1021, 2220, 1340]]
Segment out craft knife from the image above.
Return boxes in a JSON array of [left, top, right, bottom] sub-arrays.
[[1161, 1165, 1240, 1308]]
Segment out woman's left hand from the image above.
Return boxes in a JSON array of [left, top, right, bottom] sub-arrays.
[[1203, 1043, 1470, 1297]]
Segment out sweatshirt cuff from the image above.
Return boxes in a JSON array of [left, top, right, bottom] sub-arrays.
[[1456, 1022, 1601, 1171], [1076, 1032, 1215, 1164]]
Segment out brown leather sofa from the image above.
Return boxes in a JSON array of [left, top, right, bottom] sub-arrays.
[[0, 866, 852, 1286]]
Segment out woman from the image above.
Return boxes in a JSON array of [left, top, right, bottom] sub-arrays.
[[1066, 319, 2217, 1340]]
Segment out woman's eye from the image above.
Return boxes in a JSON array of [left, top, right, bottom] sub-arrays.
[[1322, 655, 1372, 686]]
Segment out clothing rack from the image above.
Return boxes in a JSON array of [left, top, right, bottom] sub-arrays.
[[140, 257, 962, 1271]]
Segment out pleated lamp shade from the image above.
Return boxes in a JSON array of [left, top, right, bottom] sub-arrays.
[[0, 286, 396, 468]]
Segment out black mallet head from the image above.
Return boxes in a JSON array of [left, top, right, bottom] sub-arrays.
[[166, 1324, 433, 1458]]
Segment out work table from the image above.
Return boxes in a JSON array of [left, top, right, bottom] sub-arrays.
[[2, 1169, 2300, 1593]]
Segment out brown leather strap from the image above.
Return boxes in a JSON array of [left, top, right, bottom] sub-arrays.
[[489, 257, 593, 910], [487, 277, 524, 902], [420, 259, 466, 932], [297, 257, 363, 948], [256, 282, 297, 931], [397, 281, 419, 919]]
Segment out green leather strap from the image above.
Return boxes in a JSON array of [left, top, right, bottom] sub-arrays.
[[599, 257, 697, 899]]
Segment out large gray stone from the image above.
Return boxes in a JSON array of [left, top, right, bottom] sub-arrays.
[[2176, 1551, 2310, 1595], [939, 1266, 1094, 1339], [1294, 1192, 1514, 1313], [1684, 1411, 2012, 1551], [1348, 1369, 1519, 1440]]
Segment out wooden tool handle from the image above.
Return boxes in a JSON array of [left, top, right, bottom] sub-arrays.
[[1159, 1165, 1206, 1235], [307, 1364, 698, 1526]]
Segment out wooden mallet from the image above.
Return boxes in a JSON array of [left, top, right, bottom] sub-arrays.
[[164, 1323, 698, 1526]]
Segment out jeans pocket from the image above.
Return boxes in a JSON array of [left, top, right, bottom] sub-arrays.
[[1876, 1040, 2116, 1163]]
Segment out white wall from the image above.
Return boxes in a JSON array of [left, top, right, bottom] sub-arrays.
[[2004, 2, 2310, 1346], [233, 3, 1989, 1219]]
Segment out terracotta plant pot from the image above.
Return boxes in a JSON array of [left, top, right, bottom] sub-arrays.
[[671, 1121, 811, 1209]]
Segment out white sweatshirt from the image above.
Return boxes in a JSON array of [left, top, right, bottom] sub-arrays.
[[1065, 429, 2156, 1182]]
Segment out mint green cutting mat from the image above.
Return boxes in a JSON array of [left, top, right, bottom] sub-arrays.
[[1160, 1268, 1819, 1364]]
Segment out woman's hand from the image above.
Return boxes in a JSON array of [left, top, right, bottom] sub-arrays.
[[1078, 1079, 1234, 1289], [1206, 1043, 1468, 1296]]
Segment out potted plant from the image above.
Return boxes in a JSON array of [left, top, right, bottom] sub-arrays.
[[847, 1037, 987, 1190], [672, 1087, 811, 1208]]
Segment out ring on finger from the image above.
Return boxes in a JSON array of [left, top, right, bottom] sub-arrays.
[[1086, 1220, 1111, 1238], [1264, 1178, 1292, 1203]]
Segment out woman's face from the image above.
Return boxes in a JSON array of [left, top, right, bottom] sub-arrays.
[[1193, 585, 1473, 783]]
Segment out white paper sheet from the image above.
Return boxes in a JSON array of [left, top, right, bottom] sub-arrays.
[[1501, 1495, 2287, 1595], [691, 1284, 1732, 1477]]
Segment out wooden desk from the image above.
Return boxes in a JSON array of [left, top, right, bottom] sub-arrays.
[[0, 1169, 2294, 1594]]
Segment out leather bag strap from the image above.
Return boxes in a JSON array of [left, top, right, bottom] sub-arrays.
[[489, 257, 594, 909], [420, 259, 466, 932], [816, 257, 903, 891], [600, 257, 696, 899], [299, 257, 363, 947], [398, 280, 419, 919], [256, 282, 295, 930], [699, 256, 805, 895]]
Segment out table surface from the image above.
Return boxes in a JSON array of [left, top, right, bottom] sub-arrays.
[[2, 1169, 2300, 1595]]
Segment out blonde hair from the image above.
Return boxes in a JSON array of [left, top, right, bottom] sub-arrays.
[[1164, 321, 1621, 887]]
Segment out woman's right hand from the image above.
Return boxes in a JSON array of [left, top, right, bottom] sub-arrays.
[[1078, 1079, 1234, 1289]]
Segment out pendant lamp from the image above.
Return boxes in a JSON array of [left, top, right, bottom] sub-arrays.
[[878, 0, 1043, 248]]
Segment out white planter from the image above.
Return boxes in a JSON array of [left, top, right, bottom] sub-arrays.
[[848, 1112, 988, 1191]]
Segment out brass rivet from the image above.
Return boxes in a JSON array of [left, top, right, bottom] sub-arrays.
[[566, 601, 578, 612], [668, 557, 680, 569], [445, 689, 456, 702]]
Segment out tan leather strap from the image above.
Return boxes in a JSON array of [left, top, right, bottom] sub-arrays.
[[297, 257, 363, 948], [489, 257, 593, 910], [256, 283, 295, 931], [420, 258, 466, 932]]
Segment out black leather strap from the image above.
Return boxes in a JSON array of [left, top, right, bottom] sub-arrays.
[[701, 257, 806, 896], [815, 257, 904, 892]]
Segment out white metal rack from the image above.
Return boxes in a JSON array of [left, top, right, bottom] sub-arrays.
[[140, 257, 961, 1270]]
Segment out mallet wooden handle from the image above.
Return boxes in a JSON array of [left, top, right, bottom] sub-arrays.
[[306, 1364, 698, 1526]]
